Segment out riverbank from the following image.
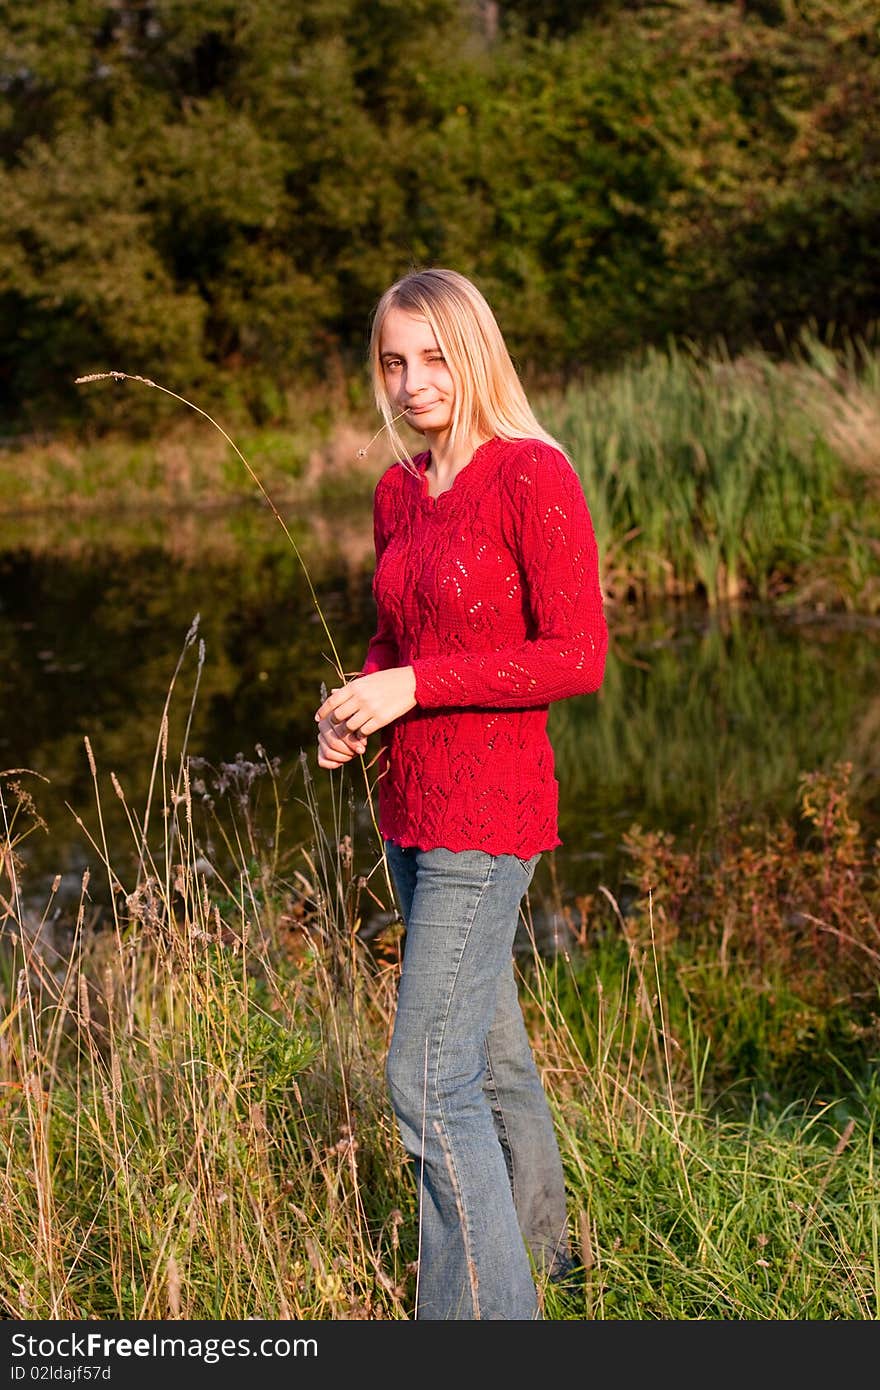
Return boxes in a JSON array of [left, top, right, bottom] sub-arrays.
[[3, 331, 879, 611]]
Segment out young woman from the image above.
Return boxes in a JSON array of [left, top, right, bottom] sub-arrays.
[[315, 267, 608, 1320]]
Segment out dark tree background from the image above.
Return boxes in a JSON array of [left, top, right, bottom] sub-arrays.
[[1, 0, 877, 430]]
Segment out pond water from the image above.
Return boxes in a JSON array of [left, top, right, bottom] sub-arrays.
[[2, 502, 878, 947]]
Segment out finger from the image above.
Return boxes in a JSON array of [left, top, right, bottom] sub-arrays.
[[343, 715, 379, 737], [326, 698, 360, 727], [336, 717, 364, 739], [340, 727, 367, 746], [319, 713, 349, 736], [318, 746, 353, 767], [319, 729, 354, 755], [320, 721, 366, 749], [315, 687, 349, 722], [326, 718, 363, 745]]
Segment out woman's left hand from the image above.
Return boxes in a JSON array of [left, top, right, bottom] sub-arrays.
[[314, 666, 417, 737]]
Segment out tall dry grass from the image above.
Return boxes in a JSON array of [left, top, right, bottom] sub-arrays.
[[3, 708, 880, 1318]]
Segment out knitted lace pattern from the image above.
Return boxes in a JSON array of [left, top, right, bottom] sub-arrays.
[[361, 435, 608, 857]]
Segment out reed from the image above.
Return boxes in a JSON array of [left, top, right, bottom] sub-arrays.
[[537, 328, 880, 611]]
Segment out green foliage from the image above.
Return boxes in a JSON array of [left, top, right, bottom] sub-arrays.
[[1, 1, 878, 430]]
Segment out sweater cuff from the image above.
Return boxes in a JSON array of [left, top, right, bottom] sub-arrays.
[[412, 657, 459, 709]]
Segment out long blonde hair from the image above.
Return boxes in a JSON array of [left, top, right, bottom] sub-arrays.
[[368, 267, 568, 467]]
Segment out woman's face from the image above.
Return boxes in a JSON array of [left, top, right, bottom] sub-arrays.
[[378, 307, 456, 439]]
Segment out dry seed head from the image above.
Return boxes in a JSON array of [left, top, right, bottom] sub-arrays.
[[78, 974, 91, 1027], [390, 1208, 403, 1250], [578, 1209, 595, 1272], [166, 1255, 182, 1318], [75, 370, 158, 389], [84, 736, 96, 777], [356, 408, 411, 459], [182, 764, 193, 827]]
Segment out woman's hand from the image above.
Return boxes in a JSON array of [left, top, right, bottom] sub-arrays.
[[315, 667, 417, 743], [316, 716, 367, 769]]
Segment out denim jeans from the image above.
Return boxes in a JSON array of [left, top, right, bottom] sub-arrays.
[[383, 841, 571, 1320]]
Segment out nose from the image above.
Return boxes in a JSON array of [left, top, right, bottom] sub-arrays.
[[402, 363, 427, 397]]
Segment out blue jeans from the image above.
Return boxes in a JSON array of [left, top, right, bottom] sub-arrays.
[[384, 842, 571, 1320]]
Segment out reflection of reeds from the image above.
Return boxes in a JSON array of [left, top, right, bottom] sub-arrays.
[[547, 604, 880, 864]]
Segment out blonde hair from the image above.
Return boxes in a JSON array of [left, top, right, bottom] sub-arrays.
[[368, 267, 568, 468]]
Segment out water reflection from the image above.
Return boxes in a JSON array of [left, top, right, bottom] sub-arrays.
[[2, 505, 878, 946]]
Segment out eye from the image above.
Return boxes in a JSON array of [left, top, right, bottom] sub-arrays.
[[383, 357, 402, 371], [427, 354, 446, 364]]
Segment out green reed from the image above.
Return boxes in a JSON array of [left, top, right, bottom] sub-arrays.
[[537, 329, 880, 611]]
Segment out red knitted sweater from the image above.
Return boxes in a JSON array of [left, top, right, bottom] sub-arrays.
[[361, 435, 608, 857]]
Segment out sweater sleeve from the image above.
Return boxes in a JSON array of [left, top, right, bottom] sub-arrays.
[[360, 471, 400, 676], [411, 445, 608, 709]]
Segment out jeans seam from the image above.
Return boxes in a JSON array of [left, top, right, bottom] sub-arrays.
[[483, 1034, 517, 1211], [430, 851, 496, 1321]]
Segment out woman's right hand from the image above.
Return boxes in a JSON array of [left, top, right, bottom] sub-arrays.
[[316, 713, 368, 769]]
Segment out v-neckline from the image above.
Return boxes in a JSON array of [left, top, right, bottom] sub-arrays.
[[414, 437, 497, 508]]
